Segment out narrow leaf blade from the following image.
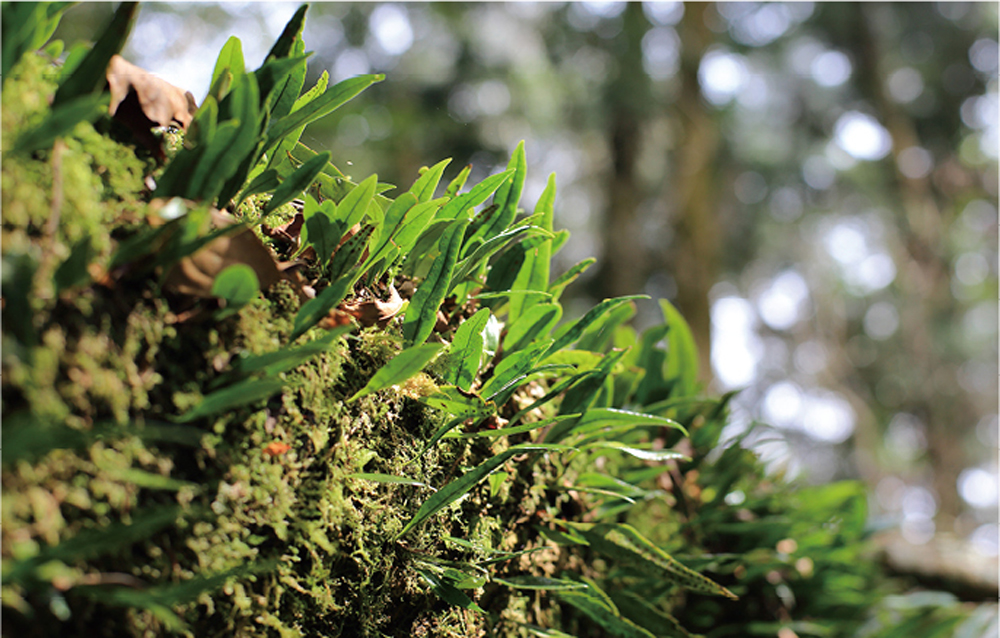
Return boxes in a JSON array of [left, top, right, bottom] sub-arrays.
[[571, 522, 738, 600], [402, 219, 470, 346], [479, 339, 551, 400], [262, 150, 331, 216], [350, 473, 432, 489], [408, 158, 452, 202], [444, 308, 491, 391], [338, 173, 379, 229], [437, 169, 515, 221], [494, 576, 588, 591], [211, 36, 245, 89], [14, 93, 108, 153], [661, 299, 700, 397], [290, 270, 360, 341], [503, 302, 562, 354], [396, 444, 566, 539], [265, 74, 384, 152], [415, 566, 484, 613], [549, 258, 596, 300], [52, 2, 137, 106], [174, 378, 285, 423], [578, 441, 689, 463], [554, 581, 655, 638], [557, 407, 687, 443], [348, 343, 443, 403], [233, 326, 353, 379], [542, 296, 649, 360]]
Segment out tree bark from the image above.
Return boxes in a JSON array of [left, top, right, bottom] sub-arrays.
[[669, 3, 721, 384], [596, 3, 652, 301], [839, 3, 980, 524]]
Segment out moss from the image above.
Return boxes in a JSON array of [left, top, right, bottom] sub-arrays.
[[2, 55, 147, 255], [0, 68, 590, 627], [0, 216, 510, 634]]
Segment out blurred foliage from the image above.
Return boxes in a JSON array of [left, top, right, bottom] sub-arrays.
[[3, 3, 997, 638]]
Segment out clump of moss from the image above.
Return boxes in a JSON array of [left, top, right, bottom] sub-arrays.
[[2, 53, 148, 259], [1, 48, 553, 637]]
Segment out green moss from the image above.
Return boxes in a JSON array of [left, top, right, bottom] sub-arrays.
[[3, 56, 147, 253]]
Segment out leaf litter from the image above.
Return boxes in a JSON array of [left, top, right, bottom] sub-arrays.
[[106, 55, 197, 159]]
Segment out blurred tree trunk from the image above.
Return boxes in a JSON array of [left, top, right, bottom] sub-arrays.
[[837, 3, 975, 523], [596, 3, 652, 301], [669, 3, 720, 384]]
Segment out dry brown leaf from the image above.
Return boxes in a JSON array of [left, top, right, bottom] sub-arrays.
[[262, 213, 305, 253], [163, 209, 300, 300], [396, 279, 416, 299], [341, 284, 403, 329], [106, 55, 197, 158], [276, 261, 311, 296], [318, 310, 356, 331]]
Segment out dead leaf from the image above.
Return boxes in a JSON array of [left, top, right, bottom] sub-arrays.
[[318, 309, 356, 330], [163, 208, 303, 300], [396, 279, 416, 299], [276, 260, 311, 296], [340, 284, 403, 328], [164, 307, 203, 325], [106, 55, 197, 159], [263, 441, 292, 457], [262, 212, 305, 253], [434, 309, 450, 333], [107, 55, 196, 129]]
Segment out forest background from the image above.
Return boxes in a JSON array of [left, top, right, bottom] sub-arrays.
[[49, 0, 998, 591]]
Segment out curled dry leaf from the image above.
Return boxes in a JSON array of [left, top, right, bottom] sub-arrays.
[[106, 55, 197, 159], [262, 213, 305, 253], [318, 309, 356, 331], [276, 260, 311, 296], [340, 284, 404, 329], [163, 208, 305, 301]]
